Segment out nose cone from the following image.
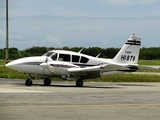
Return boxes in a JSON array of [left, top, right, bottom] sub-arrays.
[[5, 56, 47, 72], [5, 59, 21, 70], [5, 62, 12, 68]]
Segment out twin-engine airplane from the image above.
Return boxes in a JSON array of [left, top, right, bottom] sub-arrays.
[[6, 34, 156, 87]]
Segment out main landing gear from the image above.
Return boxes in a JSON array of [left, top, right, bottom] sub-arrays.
[[43, 78, 51, 86], [25, 78, 51, 86], [25, 77, 83, 87], [76, 79, 83, 87], [25, 78, 32, 86]]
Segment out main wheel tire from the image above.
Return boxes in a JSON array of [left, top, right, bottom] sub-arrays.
[[25, 79, 32, 86], [44, 78, 51, 86], [76, 79, 83, 87]]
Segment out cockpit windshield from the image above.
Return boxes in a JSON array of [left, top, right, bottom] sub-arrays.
[[42, 52, 58, 61], [51, 53, 58, 61], [42, 52, 54, 57]]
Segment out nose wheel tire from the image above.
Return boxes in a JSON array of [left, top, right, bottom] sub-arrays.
[[44, 78, 51, 86], [25, 79, 32, 86], [76, 79, 83, 87]]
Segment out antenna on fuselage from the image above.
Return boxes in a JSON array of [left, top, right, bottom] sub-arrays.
[[78, 48, 83, 53], [96, 53, 101, 58]]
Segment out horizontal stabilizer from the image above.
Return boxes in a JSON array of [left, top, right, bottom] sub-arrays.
[[136, 65, 158, 70], [128, 64, 158, 70]]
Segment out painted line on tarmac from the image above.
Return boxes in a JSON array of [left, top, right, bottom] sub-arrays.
[[1, 103, 160, 108]]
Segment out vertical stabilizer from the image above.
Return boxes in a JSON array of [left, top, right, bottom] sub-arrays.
[[113, 34, 141, 64]]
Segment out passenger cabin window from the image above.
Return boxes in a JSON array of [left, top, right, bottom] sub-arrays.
[[51, 53, 58, 61], [59, 54, 70, 62], [72, 55, 80, 62], [80, 56, 89, 63]]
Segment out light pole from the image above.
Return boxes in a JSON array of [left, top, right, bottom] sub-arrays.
[[6, 0, 9, 63]]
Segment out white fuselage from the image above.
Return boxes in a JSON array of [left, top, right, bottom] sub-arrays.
[[6, 50, 110, 77]]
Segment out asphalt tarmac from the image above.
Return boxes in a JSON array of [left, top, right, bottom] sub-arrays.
[[0, 78, 160, 120]]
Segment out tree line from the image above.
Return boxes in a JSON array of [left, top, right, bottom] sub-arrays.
[[0, 46, 160, 60]]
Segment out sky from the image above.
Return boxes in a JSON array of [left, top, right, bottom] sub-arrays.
[[0, 0, 160, 50]]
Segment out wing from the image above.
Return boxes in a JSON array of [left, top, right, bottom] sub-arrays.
[[67, 64, 158, 77], [67, 64, 129, 76], [67, 66, 101, 76]]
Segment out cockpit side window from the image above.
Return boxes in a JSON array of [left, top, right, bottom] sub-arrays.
[[51, 53, 58, 61], [72, 55, 80, 62], [59, 54, 70, 62], [80, 56, 89, 63]]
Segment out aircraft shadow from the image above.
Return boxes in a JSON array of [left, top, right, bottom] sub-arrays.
[[42, 84, 122, 89], [14, 82, 154, 88], [117, 83, 154, 87], [15, 83, 122, 89]]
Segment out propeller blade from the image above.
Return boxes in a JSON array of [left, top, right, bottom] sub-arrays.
[[40, 56, 49, 68], [45, 56, 48, 63]]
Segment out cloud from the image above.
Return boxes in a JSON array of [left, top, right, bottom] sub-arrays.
[[0, 0, 5, 6], [0, 28, 5, 48], [0, 29, 5, 37], [6, 35, 62, 50], [45, 35, 62, 47], [10, 34, 22, 40], [99, 0, 157, 5], [139, 0, 157, 4]]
